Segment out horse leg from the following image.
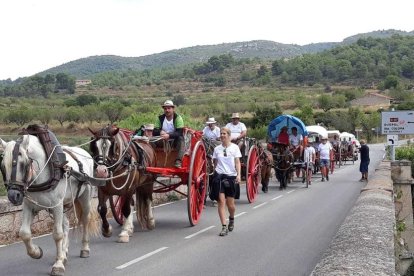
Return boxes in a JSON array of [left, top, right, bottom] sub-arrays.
[[77, 186, 95, 258], [118, 197, 132, 243], [97, 190, 112, 237], [50, 204, 66, 276], [62, 214, 69, 264], [136, 186, 155, 230], [20, 203, 43, 260]]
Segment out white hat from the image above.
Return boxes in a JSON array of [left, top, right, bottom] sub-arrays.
[[205, 117, 217, 124], [231, 113, 240, 119], [162, 100, 175, 107], [144, 124, 154, 130], [321, 135, 328, 140]]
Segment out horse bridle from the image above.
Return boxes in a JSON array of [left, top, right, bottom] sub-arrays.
[[2, 140, 33, 194]]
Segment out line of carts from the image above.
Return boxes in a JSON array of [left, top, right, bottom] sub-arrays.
[[110, 114, 360, 227]]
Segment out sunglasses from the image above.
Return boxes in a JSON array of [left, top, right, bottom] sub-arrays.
[[223, 148, 227, 157]]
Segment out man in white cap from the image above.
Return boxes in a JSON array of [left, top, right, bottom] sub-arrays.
[[225, 113, 247, 151], [153, 100, 185, 168], [317, 136, 333, 182], [203, 117, 220, 142]]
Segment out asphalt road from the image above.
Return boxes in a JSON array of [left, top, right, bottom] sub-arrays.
[[0, 144, 385, 276]]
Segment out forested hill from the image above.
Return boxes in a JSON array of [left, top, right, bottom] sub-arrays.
[[38, 29, 413, 79]]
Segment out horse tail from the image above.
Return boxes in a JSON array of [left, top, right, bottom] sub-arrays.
[[74, 199, 102, 238]]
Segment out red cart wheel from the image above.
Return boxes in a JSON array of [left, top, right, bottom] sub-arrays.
[[246, 144, 260, 203], [330, 151, 335, 174], [109, 195, 125, 225], [187, 141, 208, 226]]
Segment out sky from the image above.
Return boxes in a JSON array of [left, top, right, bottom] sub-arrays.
[[1, 0, 413, 80]]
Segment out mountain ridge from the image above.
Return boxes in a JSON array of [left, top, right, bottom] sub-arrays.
[[28, 29, 414, 79]]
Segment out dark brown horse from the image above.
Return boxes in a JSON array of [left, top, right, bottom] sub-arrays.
[[89, 125, 156, 243], [260, 148, 273, 193], [270, 143, 293, 190]]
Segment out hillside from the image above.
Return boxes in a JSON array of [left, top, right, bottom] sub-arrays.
[[38, 29, 413, 79]]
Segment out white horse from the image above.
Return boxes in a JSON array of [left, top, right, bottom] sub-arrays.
[[0, 135, 100, 276]]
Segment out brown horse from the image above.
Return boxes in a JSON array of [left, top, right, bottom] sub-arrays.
[[270, 143, 293, 190], [89, 125, 156, 243], [260, 148, 273, 193]]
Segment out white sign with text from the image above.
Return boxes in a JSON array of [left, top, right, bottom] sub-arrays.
[[381, 111, 414, 135]]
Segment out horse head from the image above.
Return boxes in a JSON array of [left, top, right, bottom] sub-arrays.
[[1, 136, 38, 206], [89, 125, 121, 179]]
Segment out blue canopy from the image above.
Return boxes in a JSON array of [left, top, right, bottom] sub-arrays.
[[267, 114, 308, 141]]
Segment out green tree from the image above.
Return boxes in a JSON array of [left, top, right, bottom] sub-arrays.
[[100, 102, 125, 124], [318, 95, 333, 112]]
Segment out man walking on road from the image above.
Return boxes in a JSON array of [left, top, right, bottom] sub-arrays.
[[359, 139, 370, 182]]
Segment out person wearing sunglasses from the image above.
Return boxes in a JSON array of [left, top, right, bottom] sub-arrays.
[[153, 100, 185, 168], [212, 127, 241, 236]]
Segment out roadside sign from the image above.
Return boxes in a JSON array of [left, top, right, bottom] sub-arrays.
[[387, 135, 398, 145], [381, 111, 414, 134]]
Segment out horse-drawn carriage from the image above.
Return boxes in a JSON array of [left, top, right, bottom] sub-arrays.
[[339, 132, 358, 164], [267, 115, 308, 189]]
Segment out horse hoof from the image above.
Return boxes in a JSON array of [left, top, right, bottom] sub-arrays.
[[30, 246, 43, 259], [80, 250, 90, 258], [117, 235, 129, 243], [51, 266, 65, 276], [147, 220, 155, 230], [102, 227, 112, 238]]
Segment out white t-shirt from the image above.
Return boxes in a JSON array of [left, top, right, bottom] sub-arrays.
[[162, 117, 175, 134], [225, 122, 247, 140], [203, 126, 220, 140], [304, 146, 316, 163], [213, 143, 242, 176], [289, 134, 303, 146], [318, 142, 333, 160]]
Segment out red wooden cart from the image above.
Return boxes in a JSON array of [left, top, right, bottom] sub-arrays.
[[109, 128, 208, 226]]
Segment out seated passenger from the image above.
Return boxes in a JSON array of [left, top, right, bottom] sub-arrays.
[[289, 127, 303, 160], [143, 124, 154, 138], [225, 113, 247, 152], [203, 117, 220, 143], [277, 126, 289, 145]]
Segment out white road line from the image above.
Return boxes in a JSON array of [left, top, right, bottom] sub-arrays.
[[153, 201, 178, 208], [271, 195, 283, 201], [286, 190, 296, 194], [184, 226, 215, 239], [234, 212, 247, 218], [253, 202, 268, 209], [116, 247, 168, 270]]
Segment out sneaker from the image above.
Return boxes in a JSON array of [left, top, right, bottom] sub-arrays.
[[302, 177, 306, 183], [174, 160, 182, 168], [321, 178, 325, 182], [228, 218, 234, 232], [219, 226, 228, 236], [326, 175, 329, 181]]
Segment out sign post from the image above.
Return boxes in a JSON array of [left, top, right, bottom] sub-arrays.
[[382, 111, 414, 161]]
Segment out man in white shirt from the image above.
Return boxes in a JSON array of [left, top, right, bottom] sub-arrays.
[[289, 127, 303, 160], [203, 117, 220, 142], [317, 136, 333, 182], [225, 113, 247, 151]]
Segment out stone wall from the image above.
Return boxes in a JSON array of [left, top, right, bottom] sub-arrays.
[[311, 161, 396, 275]]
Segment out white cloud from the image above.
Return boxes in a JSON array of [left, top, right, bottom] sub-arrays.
[[0, 0, 413, 80]]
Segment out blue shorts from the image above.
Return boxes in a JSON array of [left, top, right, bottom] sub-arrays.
[[320, 159, 329, 167], [360, 161, 369, 173]]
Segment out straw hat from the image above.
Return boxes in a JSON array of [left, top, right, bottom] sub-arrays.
[[144, 124, 154, 130], [162, 100, 175, 108], [205, 117, 217, 124], [231, 113, 240, 119]]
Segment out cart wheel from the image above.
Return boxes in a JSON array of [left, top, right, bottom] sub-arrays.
[[187, 141, 208, 226], [109, 195, 125, 225], [246, 145, 260, 203]]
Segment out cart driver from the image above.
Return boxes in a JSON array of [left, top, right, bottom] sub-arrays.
[[153, 100, 185, 168], [289, 127, 303, 160], [225, 113, 247, 152]]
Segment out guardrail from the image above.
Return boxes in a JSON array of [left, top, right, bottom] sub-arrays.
[[311, 161, 396, 275]]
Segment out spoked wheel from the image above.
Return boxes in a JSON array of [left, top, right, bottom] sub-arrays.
[[246, 145, 261, 203], [187, 141, 208, 226], [109, 195, 126, 225], [306, 168, 311, 188]]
